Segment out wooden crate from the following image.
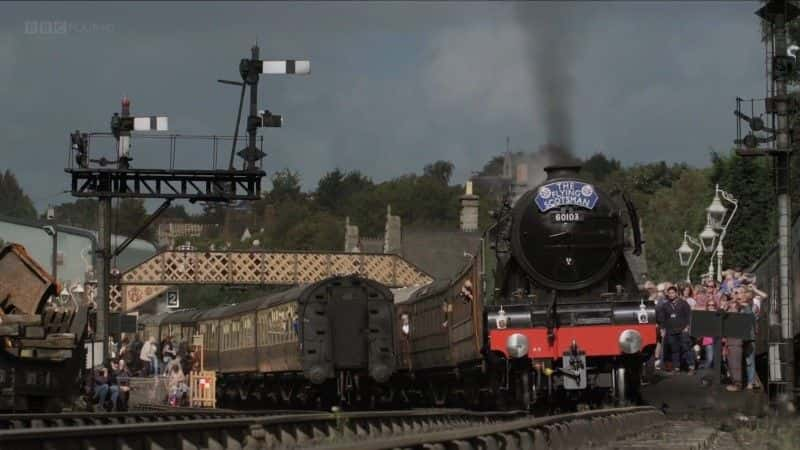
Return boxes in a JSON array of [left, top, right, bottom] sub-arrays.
[[189, 370, 216, 408]]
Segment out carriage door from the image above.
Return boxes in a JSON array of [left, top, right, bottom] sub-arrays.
[[328, 284, 368, 368]]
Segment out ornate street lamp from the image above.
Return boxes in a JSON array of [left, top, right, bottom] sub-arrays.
[[707, 185, 739, 282], [699, 223, 718, 253], [676, 232, 703, 283], [706, 187, 728, 230], [676, 237, 693, 267]]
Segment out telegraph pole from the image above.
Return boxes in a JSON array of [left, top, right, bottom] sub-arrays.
[[736, 0, 799, 401], [97, 197, 111, 362], [772, 6, 796, 398]]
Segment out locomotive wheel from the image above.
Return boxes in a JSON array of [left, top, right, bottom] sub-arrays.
[[516, 372, 531, 410], [613, 367, 627, 406], [614, 359, 643, 406]]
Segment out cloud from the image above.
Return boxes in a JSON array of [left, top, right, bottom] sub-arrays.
[[0, 1, 769, 213]]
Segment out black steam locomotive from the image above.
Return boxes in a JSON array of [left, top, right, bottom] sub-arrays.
[[396, 165, 657, 409]]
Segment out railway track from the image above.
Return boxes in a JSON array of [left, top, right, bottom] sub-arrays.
[[0, 406, 311, 430], [0, 406, 661, 450]]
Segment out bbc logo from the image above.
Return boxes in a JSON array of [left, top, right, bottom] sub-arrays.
[[24, 21, 68, 35], [24, 21, 115, 35]]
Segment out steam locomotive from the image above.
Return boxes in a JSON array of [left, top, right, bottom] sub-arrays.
[[396, 165, 657, 409]]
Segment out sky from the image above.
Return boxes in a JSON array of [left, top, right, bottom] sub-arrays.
[[0, 1, 768, 211]]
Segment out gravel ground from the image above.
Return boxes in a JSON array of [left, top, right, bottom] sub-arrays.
[[729, 416, 800, 450]]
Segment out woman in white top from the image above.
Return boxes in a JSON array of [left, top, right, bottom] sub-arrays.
[[682, 285, 697, 309], [139, 337, 157, 376]]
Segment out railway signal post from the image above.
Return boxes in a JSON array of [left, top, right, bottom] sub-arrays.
[[734, 0, 798, 402], [65, 45, 309, 363]]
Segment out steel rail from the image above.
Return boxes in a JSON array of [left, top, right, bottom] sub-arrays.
[[0, 407, 659, 450], [0, 408, 313, 430], [0, 408, 528, 450], [306, 406, 662, 450]]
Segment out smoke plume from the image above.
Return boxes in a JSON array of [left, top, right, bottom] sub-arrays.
[[514, 3, 578, 162]]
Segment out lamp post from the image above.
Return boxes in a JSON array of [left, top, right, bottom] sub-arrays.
[[705, 185, 738, 282], [676, 231, 702, 283], [43, 205, 58, 283]]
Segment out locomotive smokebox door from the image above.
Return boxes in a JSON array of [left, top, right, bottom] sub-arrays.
[[510, 166, 622, 291]]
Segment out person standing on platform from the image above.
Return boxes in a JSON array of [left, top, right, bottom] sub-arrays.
[[740, 287, 761, 390], [700, 300, 719, 369], [161, 336, 176, 375], [139, 337, 157, 376], [657, 286, 693, 373], [725, 299, 745, 391]]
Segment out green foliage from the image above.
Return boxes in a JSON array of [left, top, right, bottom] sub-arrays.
[[46, 197, 154, 241], [316, 169, 373, 215], [0, 170, 37, 220], [582, 153, 622, 183], [178, 285, 282, 309], [161, 205, 190, 221], [481, 156, 505, 176], [114, 199, 154, 241], [639, 168, 714, 282], [47, 199, 98, 229], [709, 150, 776, 270], [269, 169, 302, 203], [423, 160, 455, 185]]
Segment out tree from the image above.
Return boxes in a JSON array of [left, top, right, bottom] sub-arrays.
[[269, 169, 302, 203], [114, 198, 154, 241], [480, 156, 505, 176], [709, 150, 776, 270], [0, 170, 37, 220], [47, 199, 98, 229], [316, 169, 373, 214], [582, 153, 621, 183], [161, 205, 191, 221], [639, 168, 714, 282], [423, 161, 455, 185]]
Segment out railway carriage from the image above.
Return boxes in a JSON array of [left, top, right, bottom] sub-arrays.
[[138, 311, 171, 343], [159, 309, 203, 346], [196, 304, 228, 372], [145, 275, 398, 408]]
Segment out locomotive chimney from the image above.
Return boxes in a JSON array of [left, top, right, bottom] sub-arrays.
[[544, 165, 582, 180]]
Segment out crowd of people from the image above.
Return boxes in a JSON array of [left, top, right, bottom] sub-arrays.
[[90, 333, 199, 410], [645, 268, 766, 392]]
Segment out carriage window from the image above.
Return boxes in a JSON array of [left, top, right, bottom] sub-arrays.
[[264, 303, 298, 345], [257, 311, 269, 346], [222, 321, 230, 350], [242, 315, 254, 348]]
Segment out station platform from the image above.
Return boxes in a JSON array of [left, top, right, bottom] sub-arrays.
[[128, 376, 170, 407], [641, 370, 768, 418]]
